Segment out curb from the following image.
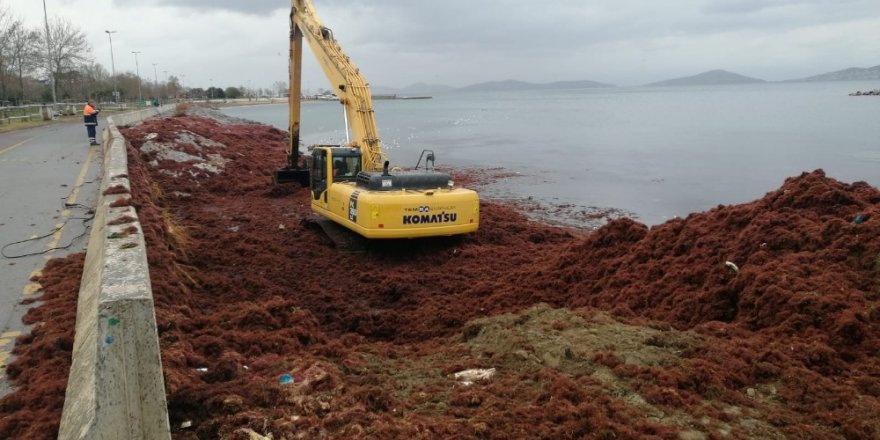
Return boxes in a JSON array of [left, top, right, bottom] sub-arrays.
[[58, 106, 174, 440]]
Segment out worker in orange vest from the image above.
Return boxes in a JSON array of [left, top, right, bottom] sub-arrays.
[[83, 100, 100, 145]]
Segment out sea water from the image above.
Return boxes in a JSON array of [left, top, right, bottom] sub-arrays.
[[221, 81, 880, 225]]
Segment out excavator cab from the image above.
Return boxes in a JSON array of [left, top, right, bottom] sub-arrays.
[[332, 155, 360, 180], [310, 146, 362, 201]]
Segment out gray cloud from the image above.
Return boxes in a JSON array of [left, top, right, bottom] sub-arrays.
[[286, 0, 880, 55], [29, 0, 880, 87], [108, 0, 880, 58], [112, 0, 286, 15]]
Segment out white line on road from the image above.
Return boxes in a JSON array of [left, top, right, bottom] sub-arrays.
[[0, 137, 35, 156]]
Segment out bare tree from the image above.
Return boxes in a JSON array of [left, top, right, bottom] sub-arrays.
[[0, 2, 13, 101], [43, 17, 93, 101], [113, 72, 143, 101], [7, 22, 41, 103], [166, 75, 181, 99], [79, 62, 110, 100], [273, 80, 288, 98], [225, 86, 243, 99]]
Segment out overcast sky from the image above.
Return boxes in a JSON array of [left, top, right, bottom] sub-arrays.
[[8, 0, 880, 90]]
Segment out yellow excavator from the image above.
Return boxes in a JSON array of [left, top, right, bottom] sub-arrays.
[[275, 0, 479, 239]]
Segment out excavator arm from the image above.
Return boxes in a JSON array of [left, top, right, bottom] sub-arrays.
[[289, 0, 386, 171]]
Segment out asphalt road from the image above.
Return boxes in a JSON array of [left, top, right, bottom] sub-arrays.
[[0, 119, 104, 397]]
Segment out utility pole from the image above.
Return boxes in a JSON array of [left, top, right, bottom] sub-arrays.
[[209, 77, 213, 100], [131, 51, 143, 104], [42, 0, 57, 111], [105, 30, 118, 103]]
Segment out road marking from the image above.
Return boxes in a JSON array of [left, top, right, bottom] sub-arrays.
[[0, 332, 21, 347], [0, 137, 34, 156], [22, 283, 43, 296], [1, 333, 21, 367], [66, 144, 97, 207], [44, 144, 98, 258]]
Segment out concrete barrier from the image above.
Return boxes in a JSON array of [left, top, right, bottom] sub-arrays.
[[59, 106, 174, 440]]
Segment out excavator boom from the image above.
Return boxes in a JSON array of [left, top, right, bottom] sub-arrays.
[[290, 0, 385, 170]]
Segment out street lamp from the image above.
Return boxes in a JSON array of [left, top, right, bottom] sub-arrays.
[[42, 0, 57, 109], [131, 51, 143, 104], [152, 63, 159, 104], [105, 30, 118, 103]]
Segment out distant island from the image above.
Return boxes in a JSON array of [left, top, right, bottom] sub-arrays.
[[646, 70, 765, 87], [373, 64, 880, 94], [788, 65, 880, 82]]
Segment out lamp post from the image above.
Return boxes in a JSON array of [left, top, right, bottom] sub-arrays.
[[152, 63, 159, 104], [105, 31, 118, 103], [42, 0, 57, 110], [209, 77, 214, 100], [131, 51, 143, 104]]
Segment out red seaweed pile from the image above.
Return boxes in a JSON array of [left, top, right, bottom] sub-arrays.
[[0, 255, 84, 439], [2, 109, 878, 440]]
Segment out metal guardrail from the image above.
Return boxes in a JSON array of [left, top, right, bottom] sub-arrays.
[[0, 105, 45, 124]]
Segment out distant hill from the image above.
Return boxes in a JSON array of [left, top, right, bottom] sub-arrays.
[[647, 70, 766, 87], [787, 65, 880, 82], [455, 79, 613, 92]]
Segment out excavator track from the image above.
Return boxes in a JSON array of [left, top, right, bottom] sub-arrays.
[[302, 215, 367, 254]]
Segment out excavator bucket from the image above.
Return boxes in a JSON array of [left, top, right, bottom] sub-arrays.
[[274, 145, 310, 185], [274, 167, 310, 186]]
